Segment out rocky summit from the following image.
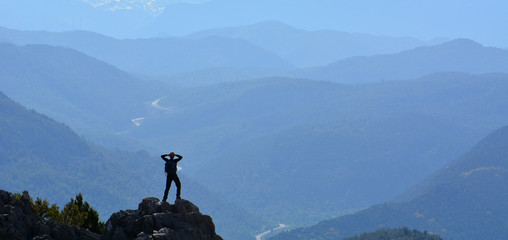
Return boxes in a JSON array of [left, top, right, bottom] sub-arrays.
[[102, 197, 223, 240], [0, 190, 222, 240]]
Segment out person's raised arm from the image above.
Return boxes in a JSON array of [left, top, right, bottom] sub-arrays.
[[161, 154, 170, 161], [174, 154, 183, 162]]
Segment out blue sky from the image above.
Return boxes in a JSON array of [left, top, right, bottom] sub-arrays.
[[0, 0, 506, 47]]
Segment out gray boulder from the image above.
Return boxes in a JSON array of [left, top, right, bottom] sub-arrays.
[[102, 197, 222, 240]]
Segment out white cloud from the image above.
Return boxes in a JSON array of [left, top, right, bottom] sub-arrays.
[[166, 0, 210, 4], [82, 0, 211, 15]]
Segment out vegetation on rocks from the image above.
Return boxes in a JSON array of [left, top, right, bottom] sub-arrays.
[[15, 192, 105, 234]]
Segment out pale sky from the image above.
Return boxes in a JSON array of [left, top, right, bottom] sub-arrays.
[[0, 0, 506, 47]]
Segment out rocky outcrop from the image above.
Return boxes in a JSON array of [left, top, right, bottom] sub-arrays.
[[102, 197, 223, 240], [0, 190, 99, 240], [1, 190, 222, 240]]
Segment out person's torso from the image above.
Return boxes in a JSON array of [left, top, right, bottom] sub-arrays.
[[164, 160, 178, 174]]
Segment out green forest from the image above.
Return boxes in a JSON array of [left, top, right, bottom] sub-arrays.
[[344, 227, 443, 240]]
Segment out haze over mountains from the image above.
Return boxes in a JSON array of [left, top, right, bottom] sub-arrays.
[[0, 42, 161, 149], [161, 38, 508, 87], [151, 73, 508, 226], [3, 38, 508, 235], [0, 90, 155, 216], [2, 21, 506, 82], [295, 38, 508, 83], [1, 4, 508, 239], [0, 22, 448, 77], [0, 90, 265, 240], [188, 21, 446, 67], [0, 26, 293, 76], [271, 125, 508, 240], [1, 0, 507, 48]]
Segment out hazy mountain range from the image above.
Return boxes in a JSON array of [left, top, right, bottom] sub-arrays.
[[160, 38, 508, 87], [0, 42, 162, 149], [0, 22, 448, 76], [2, 37, 508, 235], [294, 38, 508, 83], [3, 22, 505, 82], [149, 73, 508, 226], [2, 0, 506, 49], [188, 21, 446, 67], [2, 20, 508, 240], [0, 26, 293, 76], [271, 125, 508, 240], [0, 90, 266, 240]]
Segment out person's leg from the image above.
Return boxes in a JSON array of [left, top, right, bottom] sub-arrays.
[[162, 174, 173, 202], [174, 174, 181, 199]]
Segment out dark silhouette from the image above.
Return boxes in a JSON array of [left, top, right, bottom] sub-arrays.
[[161, 152, 183, 202]]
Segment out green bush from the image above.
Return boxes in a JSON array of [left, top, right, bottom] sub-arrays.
[[17, 192, 105, 234]]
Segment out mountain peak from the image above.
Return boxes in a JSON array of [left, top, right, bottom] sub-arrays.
[[103, 197, 223, 240], [438, 38, 483, 48]]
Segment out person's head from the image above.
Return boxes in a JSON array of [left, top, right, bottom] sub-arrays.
[[169, 152, 175, 159]]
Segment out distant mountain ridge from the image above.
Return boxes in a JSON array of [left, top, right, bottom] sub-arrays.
[[153, 37, 507, 88], [0, 26, 294, 76], [294, 38, 508, 83], [271, 125, 508, 240], [134, 73, 508, 226], [0, 91, 267, 240], [0, 42, 161, 149], [0, 90, 153, 219], [188, 21, 446, 67], [3, 41, 508, 232]]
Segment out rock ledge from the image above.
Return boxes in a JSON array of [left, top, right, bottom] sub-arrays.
[[102, 197, 223, 240], [0, 190, 222, 240]]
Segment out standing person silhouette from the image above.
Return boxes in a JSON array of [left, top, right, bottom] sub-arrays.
[[161, 152, 183, 202]]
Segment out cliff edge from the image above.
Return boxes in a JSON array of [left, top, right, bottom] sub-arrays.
[[0, 190, 223, 240], [102, 197, 223, 240]]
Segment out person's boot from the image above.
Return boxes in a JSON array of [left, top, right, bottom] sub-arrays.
[[176, 195, 181, 200]]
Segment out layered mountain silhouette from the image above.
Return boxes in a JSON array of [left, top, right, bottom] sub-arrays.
[[0, 90, 154, 219], [0, 42, 162, 149], [2, 24, 508, 239], [271, 125, 508, 240], [3, 40, 508, 230], [0, 91, 266, 240], [294, 38, 508, 83], [0, 190, 222, 240], [134, 73, 508, 225], [189, 21, 445, 67], [150, 38, 507, 87], [0, 26, 294, 76]]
